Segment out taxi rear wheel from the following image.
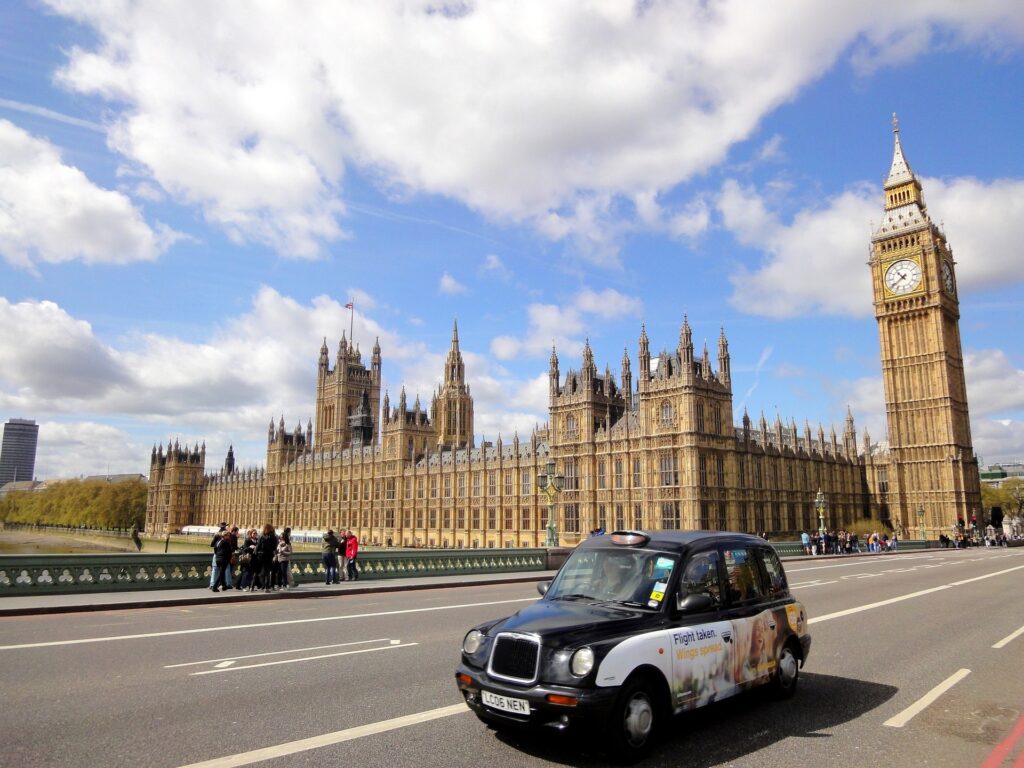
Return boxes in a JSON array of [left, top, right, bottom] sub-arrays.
[[771, 641, 800, 699], [606, 676, 661, 763]]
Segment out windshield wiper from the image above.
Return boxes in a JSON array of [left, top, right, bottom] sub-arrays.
[[551, 593, 594, 601], [596, 599, 647, 609]]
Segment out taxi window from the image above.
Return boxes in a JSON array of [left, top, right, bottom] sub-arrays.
[[723, 548, 764, 605], [677, 551, 722, 608], [758, 547, 788, 598]]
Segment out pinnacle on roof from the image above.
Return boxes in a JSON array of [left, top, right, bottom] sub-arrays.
[[885, 112, 916, 189]]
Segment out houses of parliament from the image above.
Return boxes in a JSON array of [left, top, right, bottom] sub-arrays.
[[146, 121, 982, 546]]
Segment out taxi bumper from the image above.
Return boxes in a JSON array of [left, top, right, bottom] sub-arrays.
[[455, 663, 618, 732]]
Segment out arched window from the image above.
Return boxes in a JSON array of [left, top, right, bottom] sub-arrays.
[[660, 400, 673, 426], [566, 414, 578, 439]]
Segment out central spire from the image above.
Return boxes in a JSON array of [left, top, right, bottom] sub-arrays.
[[885, 112, 915, 189]]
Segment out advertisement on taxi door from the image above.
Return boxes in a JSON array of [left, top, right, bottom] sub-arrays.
[[671, 606, 798, 711]]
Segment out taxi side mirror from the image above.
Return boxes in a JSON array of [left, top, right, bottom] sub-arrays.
[[537, 581, 551, 596], [677, 593, 714, 614]]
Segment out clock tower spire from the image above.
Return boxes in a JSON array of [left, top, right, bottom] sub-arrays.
[[869, 115, 980, 534]]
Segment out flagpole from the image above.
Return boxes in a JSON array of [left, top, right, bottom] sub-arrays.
[[349, 302, 354, 347]]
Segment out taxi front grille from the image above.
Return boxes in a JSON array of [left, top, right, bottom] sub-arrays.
[[488, 633, 540, 684]]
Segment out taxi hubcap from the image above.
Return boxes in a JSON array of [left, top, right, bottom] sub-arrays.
[[779, 649, 798, 687], [623, 693, 653, 745]]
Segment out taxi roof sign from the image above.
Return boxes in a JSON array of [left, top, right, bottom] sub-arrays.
[[609, 531, 650, 546]]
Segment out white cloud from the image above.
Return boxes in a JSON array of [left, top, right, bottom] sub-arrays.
[[439, 272, 467, 295], [35, 421, 147, 479], [480, 254, 512, 280], [0, 120, 177, 269], [46, 1, 1024, 260], [722, 174, 1024, 318], [964, 349, 1024, 417], [491, 287, 643, 360], [0, 289, 553, 474]]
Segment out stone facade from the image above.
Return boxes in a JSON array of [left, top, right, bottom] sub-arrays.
[[146, 123, 982, 545]]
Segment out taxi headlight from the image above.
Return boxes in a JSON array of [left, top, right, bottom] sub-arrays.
[[463, 629, 484, 655], [570, 647, 595, 677]]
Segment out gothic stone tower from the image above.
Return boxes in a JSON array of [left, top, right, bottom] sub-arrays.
[[869, 115, 981, 532], [432, 320, 474, 450], [315, 334, 382, 450]]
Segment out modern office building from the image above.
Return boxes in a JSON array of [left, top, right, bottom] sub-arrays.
[[0, 419, 40, 486]]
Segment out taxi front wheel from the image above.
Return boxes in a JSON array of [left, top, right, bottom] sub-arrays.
[[606, 676, 662, 763]]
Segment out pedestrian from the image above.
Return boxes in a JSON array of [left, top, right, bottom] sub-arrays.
[[800, 531, 810, 556], [276, 527, 294, 588], [239, 528, 259, 590], [345, 529, 359, 581], [211, 530, 233, 591], [322, 528, 340, 584], [255, 523, 278, 593], [209, 521, 228, 588], [338, 528, 350, 581]]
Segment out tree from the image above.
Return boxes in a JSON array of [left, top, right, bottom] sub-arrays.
[[0, 479, 147, 529]]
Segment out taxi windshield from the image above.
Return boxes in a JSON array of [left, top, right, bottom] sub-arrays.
[[546, 548, 679, 610]]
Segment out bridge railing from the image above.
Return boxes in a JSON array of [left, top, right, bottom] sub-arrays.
[[0, 548, 550, 596], [0, 538, 944, 596]]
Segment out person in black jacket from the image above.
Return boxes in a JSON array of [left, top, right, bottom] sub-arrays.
[[211, 531, 234, 591], [239, 528, 259, 591], [209, 521, 228, 588], [255, 523, 279, 593]]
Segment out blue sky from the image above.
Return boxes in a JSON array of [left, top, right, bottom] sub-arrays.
[[1, 1, 1023, 479]]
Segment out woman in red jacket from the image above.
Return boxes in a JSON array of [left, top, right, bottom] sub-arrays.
[[344, 530, 359, 581]]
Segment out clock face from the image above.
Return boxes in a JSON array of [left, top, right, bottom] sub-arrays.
[[942, 261, 955, 294], [884, 259, 922, 295]]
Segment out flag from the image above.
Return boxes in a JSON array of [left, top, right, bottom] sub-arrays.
[[345, 302, 353, 309]]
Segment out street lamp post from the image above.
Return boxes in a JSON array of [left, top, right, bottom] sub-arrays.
[[815, 488, 827, 535], [538, 460, 565, 548], [916, 503, 926, 541]]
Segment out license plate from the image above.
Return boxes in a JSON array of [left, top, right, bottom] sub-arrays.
[[481, 690, 530, 715]]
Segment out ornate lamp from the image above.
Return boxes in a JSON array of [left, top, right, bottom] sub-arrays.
[[539, 460, 564, 547]]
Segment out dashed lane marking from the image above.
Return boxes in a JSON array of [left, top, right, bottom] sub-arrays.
[[993, 623, 1024, 650], [883, 668, 971, 728], [176, 702, 470, 767]]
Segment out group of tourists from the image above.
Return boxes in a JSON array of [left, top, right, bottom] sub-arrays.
[[799, 529, 896, 556], [208, 522, 294, 592], [320, 528, 359, 583]]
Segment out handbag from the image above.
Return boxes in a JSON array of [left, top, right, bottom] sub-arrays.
[[239, 552, 252, 566]]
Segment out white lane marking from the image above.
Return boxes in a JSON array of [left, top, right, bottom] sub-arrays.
[[993, 624, 1024, 650], [0, 597, 536, 651], [189, 641, 418, 675], [164, 638, 390, 668], [214, 661, 234, 669], [883, 669, 971, 728], [786, 556, 935, 573], [788, 580, 838, 589], [176, 702, 470, 767], [809, 564, 1024, 624]]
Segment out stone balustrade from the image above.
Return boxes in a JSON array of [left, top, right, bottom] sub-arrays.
[[0, 548, 550, 595]]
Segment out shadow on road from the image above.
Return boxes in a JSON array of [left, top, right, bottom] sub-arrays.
[[487, 672, 898, 766]]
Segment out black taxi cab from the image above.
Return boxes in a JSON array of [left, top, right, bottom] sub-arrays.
[[455, 530, 811, 760]]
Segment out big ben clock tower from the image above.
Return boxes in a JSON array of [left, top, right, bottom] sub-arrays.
[[870, 115, 981, 534]]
